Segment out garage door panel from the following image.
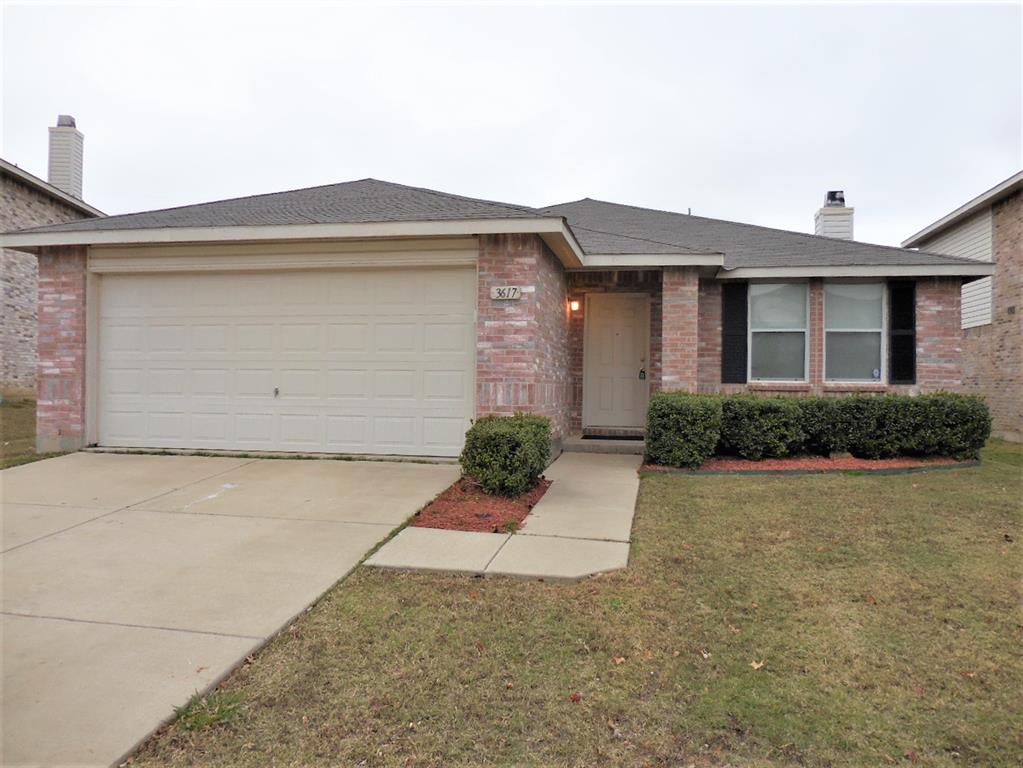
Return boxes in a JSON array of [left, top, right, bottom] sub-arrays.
[[98, 268, 474, 456]]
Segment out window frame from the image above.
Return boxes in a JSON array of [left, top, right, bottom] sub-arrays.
[[746, 281, 810, 384], [823, 281, 888, 384]]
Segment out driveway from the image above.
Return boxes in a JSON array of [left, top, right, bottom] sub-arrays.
[[0, 452, 458, 767]]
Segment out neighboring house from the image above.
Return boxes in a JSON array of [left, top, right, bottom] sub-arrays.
[[1, 179, 990, 455], [903, 172, 1021, 442], [1, 116, 103, 395]]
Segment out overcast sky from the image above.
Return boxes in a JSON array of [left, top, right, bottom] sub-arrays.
[[2, 1, 1020, 245]]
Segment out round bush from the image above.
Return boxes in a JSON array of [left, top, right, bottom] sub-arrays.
[[459, 413, 551, 496]]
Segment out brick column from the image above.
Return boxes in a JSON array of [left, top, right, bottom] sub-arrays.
[[916, 277, 963, 392], [36, 245, 88, 452], [475, 234, 571, 437], [661, 266, 700, 392]]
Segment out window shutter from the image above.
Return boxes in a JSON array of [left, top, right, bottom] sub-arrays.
[[721, 282, 748, 384], [889, 281, 916, 385]]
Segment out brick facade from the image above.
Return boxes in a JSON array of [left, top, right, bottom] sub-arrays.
[[960, 191, 1022, 440], [660, 267, 700, 392], [475, 234, 572, 438], [31, 237, 974, 451], [1, 172, 94, 394], [36, 246, 88, 452], [695, 276, 963, 396]]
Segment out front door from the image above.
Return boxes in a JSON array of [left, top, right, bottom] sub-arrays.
[[583, 293, 651, 429]]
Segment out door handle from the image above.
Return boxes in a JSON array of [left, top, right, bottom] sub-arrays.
[[638, 368, 646, 380], [273, 387, 279, 398]]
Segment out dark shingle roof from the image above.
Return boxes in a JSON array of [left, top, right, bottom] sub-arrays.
[[8, 177, 981, 270], [542, 198, 978, 269], [13, 178, 541, 234]]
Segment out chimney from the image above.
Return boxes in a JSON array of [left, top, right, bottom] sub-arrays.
[[814, 190, 854, 240], [48, 114, 84, 199]]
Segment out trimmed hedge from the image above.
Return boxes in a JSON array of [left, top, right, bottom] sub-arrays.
[[645, 391, 990, 466], [720, 395, 804, 460], [794, 396, 844, 456], [901, 393, 991, 460], [459, 413, 551, 495], [645, 392, 722, 468]]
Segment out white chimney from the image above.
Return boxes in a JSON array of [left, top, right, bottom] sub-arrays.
[[48, 114, 84, 199], [814, 190, 854, 240]]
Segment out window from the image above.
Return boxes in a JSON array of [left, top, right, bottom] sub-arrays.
[[825, 283, 885, 382], [749, 283, 808, 381]]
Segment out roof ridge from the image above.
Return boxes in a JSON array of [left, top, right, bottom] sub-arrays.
[[369, 179, 544, 217], [553, 196, 983, 264], [569, 223, 718, 255]]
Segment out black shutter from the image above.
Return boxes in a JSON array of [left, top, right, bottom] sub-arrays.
[[889, 281, 916, 385], [721, 282, 748, 384]]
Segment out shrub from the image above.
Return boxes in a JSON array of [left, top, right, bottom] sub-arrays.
[[719, 395, 804, 460], [902, 392, 991, 460], [645, 392, 722, 468], [459, 413, 551, 495], [795, 396, 844, 456], [836, 395, 909, 459]]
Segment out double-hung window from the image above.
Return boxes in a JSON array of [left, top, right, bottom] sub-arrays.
[[825, 283, 885, 382], [748, 283, 808, 381]]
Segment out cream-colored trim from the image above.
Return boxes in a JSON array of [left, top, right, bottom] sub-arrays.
[[85, 272, 101, 446], [903, 170, 1023, 247], [719, 263, 994, 280], [2, 216, 587, 265], [88, 237, 479, 273], [582, 253, 724, 268]]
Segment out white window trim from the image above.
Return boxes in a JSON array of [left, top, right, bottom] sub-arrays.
[[747, 282, 810, 384], [823, 281, 888, 384]]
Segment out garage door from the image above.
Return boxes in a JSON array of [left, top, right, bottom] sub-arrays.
[[98, 267, 476, 456]]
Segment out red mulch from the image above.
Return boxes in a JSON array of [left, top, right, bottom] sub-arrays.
[[412, 476, 552, 533], [642, 455, 963, 473]]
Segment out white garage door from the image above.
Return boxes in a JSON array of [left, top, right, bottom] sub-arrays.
[[98, 267, 476, 456]]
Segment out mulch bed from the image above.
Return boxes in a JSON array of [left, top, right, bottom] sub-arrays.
[[642, 455, 973, 475], [411, 476, 552, 533]]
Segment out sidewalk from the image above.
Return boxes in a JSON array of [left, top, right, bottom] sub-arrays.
[[365, 453, 641, 581]]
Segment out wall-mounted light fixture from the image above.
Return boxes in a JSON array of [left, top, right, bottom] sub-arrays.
[[569, 299, 581, 312]]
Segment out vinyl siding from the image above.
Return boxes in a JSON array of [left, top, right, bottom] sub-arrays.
[[917, 208, 993, 328]]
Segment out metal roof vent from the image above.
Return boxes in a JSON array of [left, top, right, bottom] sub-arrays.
[[824, 190, 846, 207]]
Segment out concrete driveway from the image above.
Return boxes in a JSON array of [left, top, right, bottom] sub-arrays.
[[1, 452, 458, 767]]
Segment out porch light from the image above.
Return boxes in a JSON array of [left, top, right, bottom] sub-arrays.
[[569, 299, 581, 312]]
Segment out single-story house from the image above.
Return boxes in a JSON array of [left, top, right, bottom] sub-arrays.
[[0, 179, 992, 456], [902, 171, 1021, 441]]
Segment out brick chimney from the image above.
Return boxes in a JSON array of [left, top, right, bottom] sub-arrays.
[[48, 114, 84, 199], [814, 190, 854, 240]]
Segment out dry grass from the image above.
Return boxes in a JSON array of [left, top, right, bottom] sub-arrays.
[[0, 398, 60, 469], [133, 441, 1023, 767]]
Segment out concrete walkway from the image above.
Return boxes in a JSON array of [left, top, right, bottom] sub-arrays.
[[366, 453, 641, 580], [1, 452, 458, 768]]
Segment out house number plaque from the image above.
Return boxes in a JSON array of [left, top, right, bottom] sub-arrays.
[[490, 286, 523, 300]]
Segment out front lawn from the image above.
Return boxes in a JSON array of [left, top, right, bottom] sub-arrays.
[[0, 397, 60, 469], [134, 441, 1022, 767]]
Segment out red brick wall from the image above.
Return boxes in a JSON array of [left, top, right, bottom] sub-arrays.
[[661, 267, 700, 392], [695, 276, 963, 396], [697, 279, 721, 392], [36, 245, 88, 452], [475, 234, 571, 438], [566, 271, 662, 432], [960, 191, 1022, 440]]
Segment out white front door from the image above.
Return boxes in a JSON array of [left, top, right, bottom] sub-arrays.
[[582, 293, 650, 429], [96, 267, 476, 456]]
